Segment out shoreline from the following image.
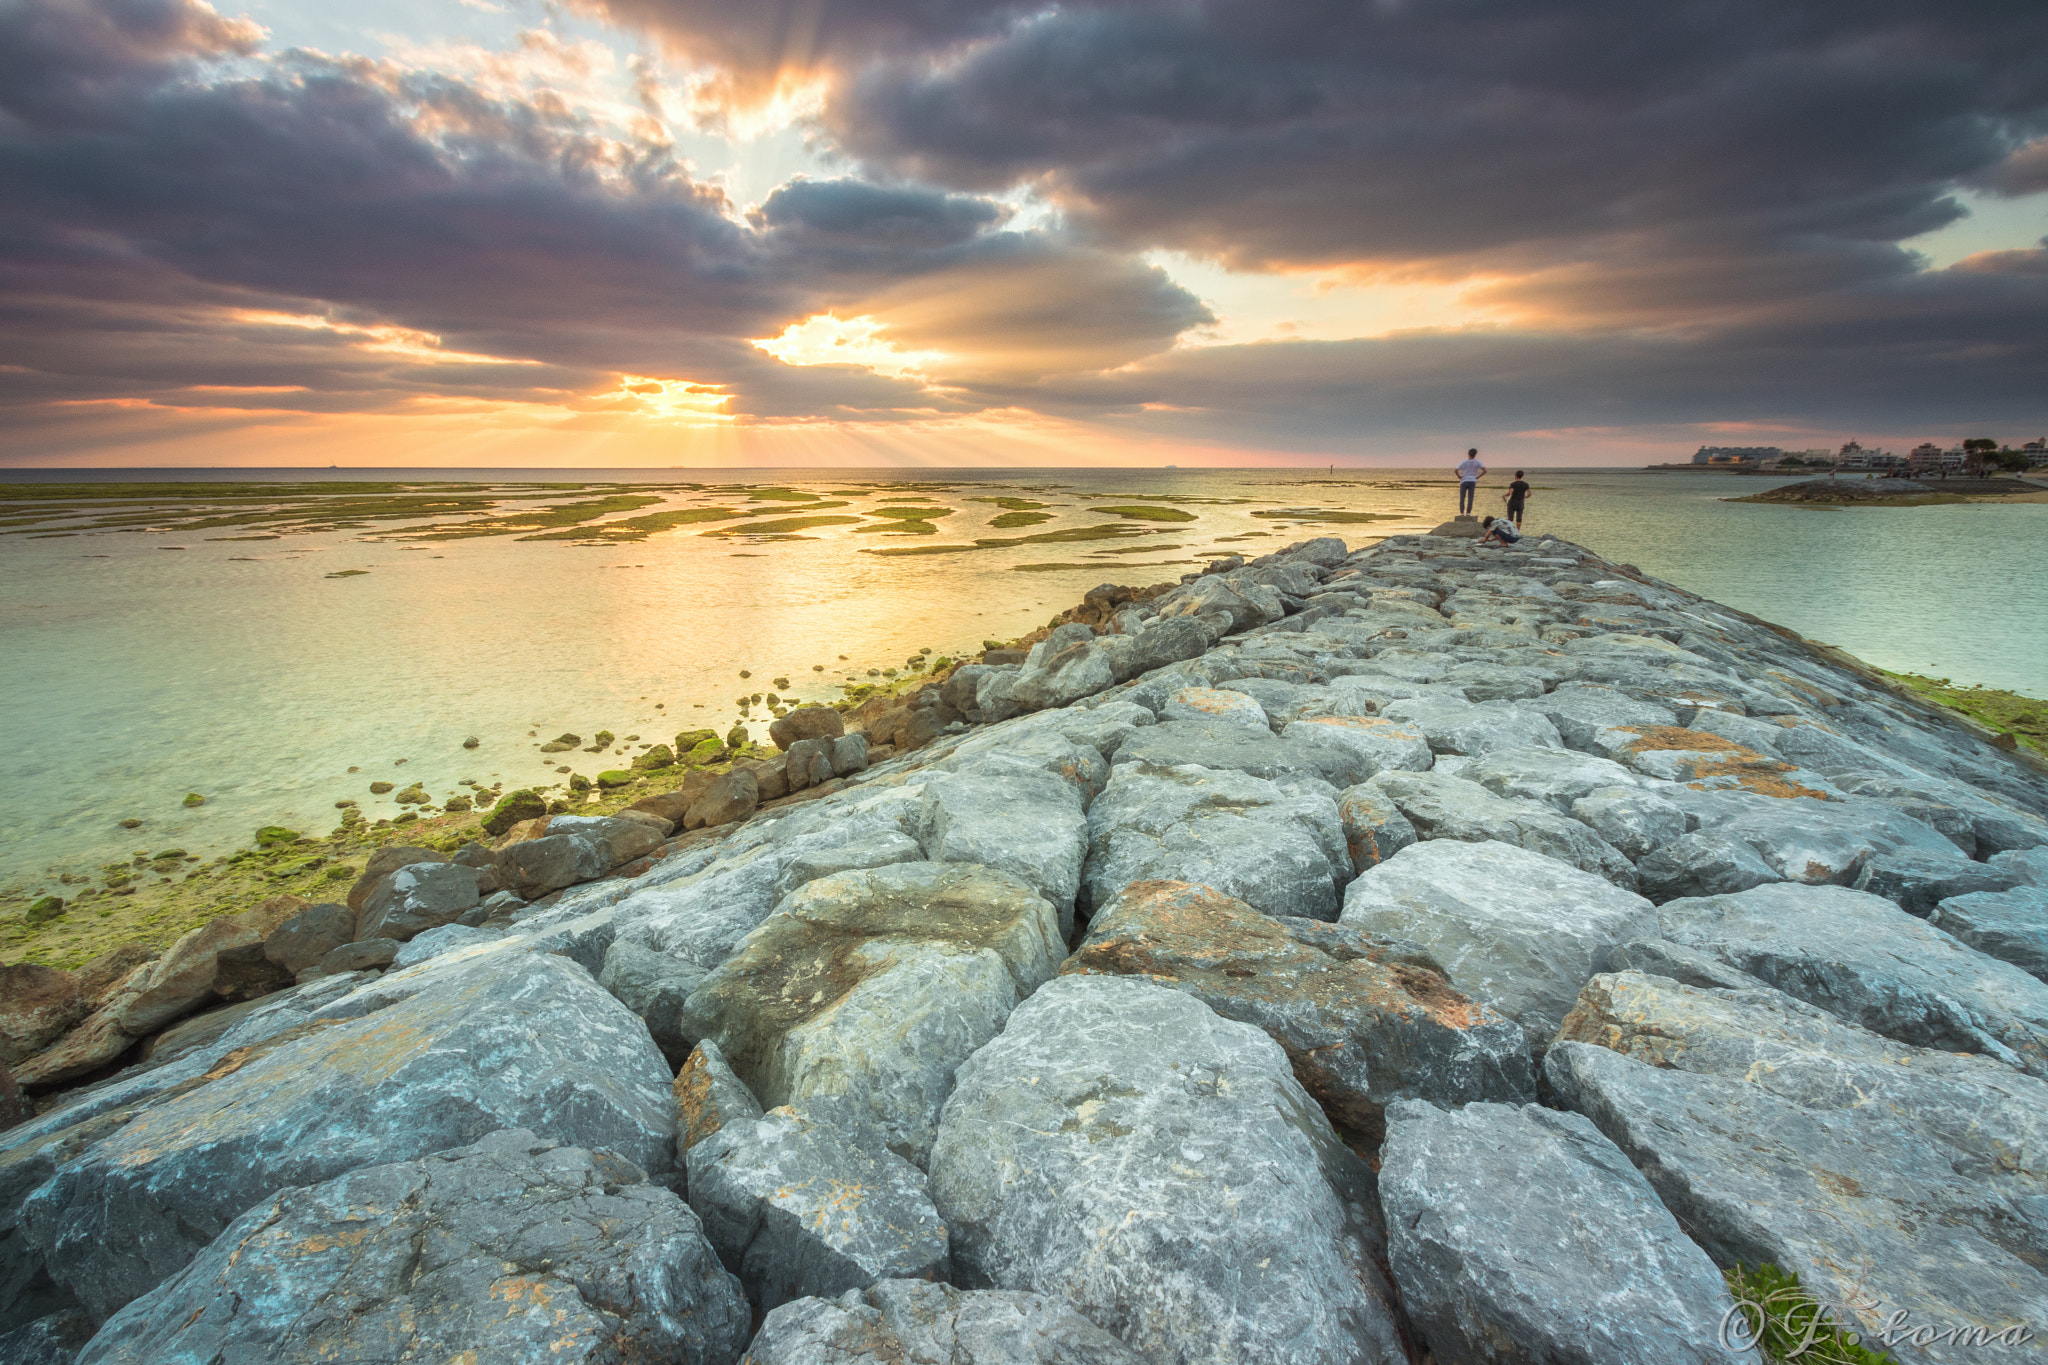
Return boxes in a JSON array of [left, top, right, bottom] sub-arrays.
[[8, 468, 2047, 955], [9, 542, 2044, 975], [0, 614, 1080, 970]]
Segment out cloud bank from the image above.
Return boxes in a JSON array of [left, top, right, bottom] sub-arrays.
[[2, 0, 2043, 463]]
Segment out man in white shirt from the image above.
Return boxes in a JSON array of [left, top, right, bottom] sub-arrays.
[[1454, 448, 1486, 514]]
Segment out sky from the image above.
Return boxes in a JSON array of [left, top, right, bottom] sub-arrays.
[[1, 0, 2044, 468]]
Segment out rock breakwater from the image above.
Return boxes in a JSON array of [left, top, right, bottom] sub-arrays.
[[4, 530, 2047, 1363]]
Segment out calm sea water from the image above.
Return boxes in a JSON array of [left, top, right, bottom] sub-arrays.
[[2, 466, 2041, 884]]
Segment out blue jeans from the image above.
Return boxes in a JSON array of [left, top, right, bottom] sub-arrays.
[[1459, 480, 1477, 514]]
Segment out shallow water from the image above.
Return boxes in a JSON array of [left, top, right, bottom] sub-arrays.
[[2, 466, 2040, 884]]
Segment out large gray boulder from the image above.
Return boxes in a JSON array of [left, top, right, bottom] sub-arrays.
[[1366, 769, 1638, 887], [1162, 685, 1272, 731], [1634, 829, 1783, 902], [1930, 886, 2048, 983], [1570, 785, 1688, 861], [261, 902, 356, 977], [1992, 846, 2048, 885], [494, 815, 665, 900], [1531, 685, 1679, 750], [1464, 745, 1646, 812], [1084, 762, 1350, 921], [1279, 716, 1437, 786], [1655, 882, 2048, 1075], [929, 975, 1409, 1365], [919, 764, 1087, 935], [744, 1279, 1147, 1364], [1006, 625, 1117, 712], [1549, 971, 2048, 1359], [678, 862, 1063, 1166], [1379, 1100, 1751, 1365], [1340, 840, 1654, 1046], [1379, 696, 1563, 756], [0, 1310, 91, 1365], [599, 940, 709, 1065], [1064, 880, 1533, 1136], [1157, 572, 1286, 633], [1335, 784, 1418, 872], [1111, 715, 1308, 781], [17, 950, 676, 1323], [1853, 850, 2022, 918], [611, 844, 790, 970], [687, 1098, 949, 1313], [74, 1129, 748, 1365], [353, 860, 485, 942], [1690, 797, 1966, 888]]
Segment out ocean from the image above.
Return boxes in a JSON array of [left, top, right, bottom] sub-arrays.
[[2, 466, 2041, 885]]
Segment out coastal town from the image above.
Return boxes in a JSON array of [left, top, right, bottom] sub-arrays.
[[1660, 437, 2048, 475]]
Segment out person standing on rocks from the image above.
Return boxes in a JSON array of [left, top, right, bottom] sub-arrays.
[[1505, 470, 1531, 527], [1455, 448, 1486, 515]]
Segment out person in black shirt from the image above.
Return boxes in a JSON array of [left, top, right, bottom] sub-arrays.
[[1505, 470, 1531, 527]]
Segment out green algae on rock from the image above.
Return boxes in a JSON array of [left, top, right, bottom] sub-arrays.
[[482, 789, 547, 836]]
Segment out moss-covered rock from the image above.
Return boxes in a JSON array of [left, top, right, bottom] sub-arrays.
[[181, 793, 205, 808], [392, 812, 418, 825], [726, 724, 750, 749], [687, 738, 724, 764], [118, 818, 143, 829], [593, 730, 616, 748], [568, 773, 593, 792], [675, 728, 718, 751], [26, 896, 65, 924], [394, 785, 428, 805], [369, 781, 394, 795], [632, 744, 676, 770], [597, 770, 635, 789], [154, 848, 188, 860], [442, 795, 473, 812], [482, 788, 548, 837], [254, 827, 300, 848]]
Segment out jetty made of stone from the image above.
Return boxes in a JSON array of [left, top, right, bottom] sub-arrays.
[[4, 531, 2047, 1364]]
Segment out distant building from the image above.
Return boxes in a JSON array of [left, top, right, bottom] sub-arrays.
[[1908, 443, 1946, 474], [1692, 446, 1779, 465]]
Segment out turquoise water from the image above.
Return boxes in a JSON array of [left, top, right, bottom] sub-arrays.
[[2, 466, 2041, 885]]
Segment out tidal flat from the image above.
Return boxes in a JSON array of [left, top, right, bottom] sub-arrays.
[[3, 466, 2045, 925]]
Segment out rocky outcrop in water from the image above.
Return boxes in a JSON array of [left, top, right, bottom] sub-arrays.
[[6, 529, 2046, 1363]]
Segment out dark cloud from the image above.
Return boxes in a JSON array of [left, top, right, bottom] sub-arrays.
[[808, 0, 2048, 274], [1974, 138, 2048, 197], [983, 262, 2048, 449], [4, 0, 2043, 455], [752, 176, 1008, 250], [0, 0, 1218, 438]]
